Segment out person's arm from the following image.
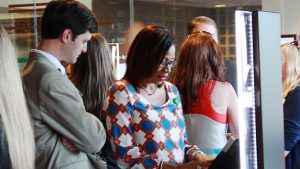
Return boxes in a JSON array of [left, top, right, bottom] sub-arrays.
[[284, 88, 300, 153], [39, 72, 106, 153], [227, 83, 239, 137]]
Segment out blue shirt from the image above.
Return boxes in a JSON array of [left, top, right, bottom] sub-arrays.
[[284, 86, 300, 169]]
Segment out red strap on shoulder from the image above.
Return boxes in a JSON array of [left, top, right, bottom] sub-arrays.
[[188, 80, 227, 123]]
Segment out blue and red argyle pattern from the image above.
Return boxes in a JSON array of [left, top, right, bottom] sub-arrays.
[[105, 80, 194, 169]]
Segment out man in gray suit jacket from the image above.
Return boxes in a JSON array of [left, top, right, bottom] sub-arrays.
[[22, 1, 106, 168]]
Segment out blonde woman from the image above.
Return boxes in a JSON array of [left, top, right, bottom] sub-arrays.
[[0, 27, 35, 169], [281, 41, 300, 169]]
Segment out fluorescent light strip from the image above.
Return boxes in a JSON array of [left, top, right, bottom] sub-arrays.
[[215, 4, 226, 8]]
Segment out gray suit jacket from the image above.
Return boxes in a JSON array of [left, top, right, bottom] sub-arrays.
[[22, 51, 106, 169]]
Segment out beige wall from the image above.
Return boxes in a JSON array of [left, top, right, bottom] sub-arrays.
[[282, 0, 300, 35], [262, 0, 300, 35]]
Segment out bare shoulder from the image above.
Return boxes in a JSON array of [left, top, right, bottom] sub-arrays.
[[214, 81, 236, 96], [211, 81, 236, 109], [215, 81, 234, 90]]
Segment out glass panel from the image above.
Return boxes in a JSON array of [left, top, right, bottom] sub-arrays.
[[131, 1, 261, 59], [91, 0, 262, 82], [0, 0, 42, 69], [92, 0, 130, 79], [92, 0, 130, 53]]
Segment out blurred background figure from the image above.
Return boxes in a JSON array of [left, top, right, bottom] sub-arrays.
[[0, 26, 35, 169], [172, 31, 239, 157], [70, 33, 119, 169], [121, 21, 145, 56], [110, 21, 145, 80], [105, 25, 213, 169], [187, 16, 218, 43], [187, 16, 237, 92], [281, 41, 300, 169]]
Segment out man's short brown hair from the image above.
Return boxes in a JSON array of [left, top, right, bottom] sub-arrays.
[[187, 16, 217, 34]]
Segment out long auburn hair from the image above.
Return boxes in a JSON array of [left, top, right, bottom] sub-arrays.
[[172, 32, 224, 112], [124, 25, 175, 89], [70, 33, 115, 120], [0, 27, 35, 169], [281, 42, 300, 99]]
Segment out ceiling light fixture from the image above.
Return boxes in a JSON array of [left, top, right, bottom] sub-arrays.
[[215, 4, 226, 8]]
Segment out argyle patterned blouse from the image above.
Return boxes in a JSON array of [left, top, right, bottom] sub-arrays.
[[105, 80, 197, 169]]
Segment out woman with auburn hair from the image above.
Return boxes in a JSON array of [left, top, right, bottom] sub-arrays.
[[0, 27, 35, 169], [281, 41, 300, 169], [172, 31, 239, 158], [70, 33, 119, 169], [105, 25, 213, 169]]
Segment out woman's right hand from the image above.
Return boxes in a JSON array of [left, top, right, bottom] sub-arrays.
[[194, 153, 215, 168], [162, 161, 199, 169], [162, 163, 178, 169]]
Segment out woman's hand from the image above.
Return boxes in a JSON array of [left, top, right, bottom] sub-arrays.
[[161, 162, 177, 169], [61, 137, 79, 153], [162, 161, 199, 169], [180, 161, 199, 169], [194, 152, 215, 169]]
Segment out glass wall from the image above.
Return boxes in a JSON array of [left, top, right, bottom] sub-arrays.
[[92, 0, 261, 79], [0, 0, 89, 69], [93, 0, 261, 58], [0, 0, 261, 68], [0, 0, 39, 68]]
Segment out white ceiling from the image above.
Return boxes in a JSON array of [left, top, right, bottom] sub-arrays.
[[137, 0, 261, 8]]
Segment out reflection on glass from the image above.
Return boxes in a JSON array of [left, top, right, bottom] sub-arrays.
[[0, 1, 43, 70]]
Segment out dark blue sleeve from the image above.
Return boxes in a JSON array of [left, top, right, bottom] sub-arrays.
[[0, 122, 11, 169], [284, 88, 300, 151]]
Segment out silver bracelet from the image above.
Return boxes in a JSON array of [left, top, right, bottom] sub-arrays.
[[186, 147, 194, 155], [192, 150, 204, 160]]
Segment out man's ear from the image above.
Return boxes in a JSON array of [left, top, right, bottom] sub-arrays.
[[60, 29, 72, 43]]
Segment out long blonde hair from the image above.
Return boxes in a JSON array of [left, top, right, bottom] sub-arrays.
[[281, 42, 300, 99], [0, 27, 35, 169]]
